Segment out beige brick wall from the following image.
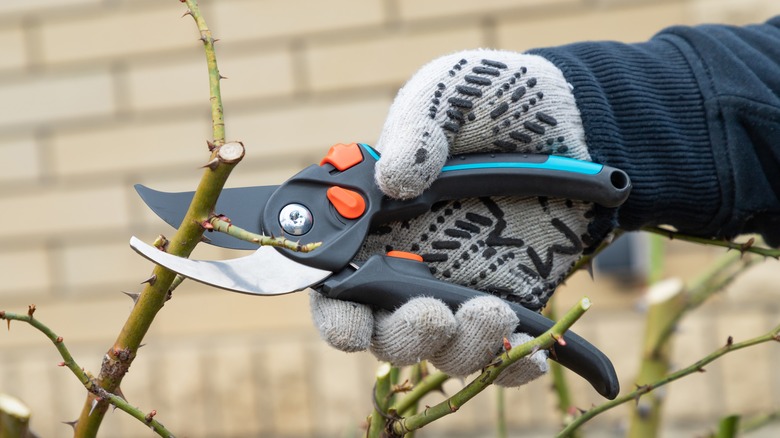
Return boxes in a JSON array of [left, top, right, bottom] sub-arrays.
[[1, 1, 779, 437]]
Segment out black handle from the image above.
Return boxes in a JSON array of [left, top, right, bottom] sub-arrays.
[[269, 144, 631, 271], [319, 254, 619, 399]]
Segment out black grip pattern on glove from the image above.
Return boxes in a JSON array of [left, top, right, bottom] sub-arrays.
[[359, 196, 597, 311]]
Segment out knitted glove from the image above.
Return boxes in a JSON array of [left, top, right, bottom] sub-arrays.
[[310, 50, 610, 385]]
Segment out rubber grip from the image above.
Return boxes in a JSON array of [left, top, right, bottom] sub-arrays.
[[320, 254, 619, 399]]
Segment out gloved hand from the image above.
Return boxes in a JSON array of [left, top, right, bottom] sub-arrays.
[[310, 50, 612, 385]]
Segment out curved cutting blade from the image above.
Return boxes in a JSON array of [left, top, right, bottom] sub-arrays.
[[130, 236, 331, 295], [135, 184, 276, 250]]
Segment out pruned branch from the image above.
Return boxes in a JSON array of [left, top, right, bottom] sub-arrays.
[[1, 309, 175, 437]]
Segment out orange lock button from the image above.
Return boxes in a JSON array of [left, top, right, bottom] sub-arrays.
[[386, 251, 424, 262], [327, 186, 366, 219], [320, 143, 364, 171]]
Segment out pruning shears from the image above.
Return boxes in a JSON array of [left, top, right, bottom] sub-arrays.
[[130, 142, 631, 399]]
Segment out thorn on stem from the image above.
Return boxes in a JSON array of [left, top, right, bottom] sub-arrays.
[[201, 157, 220, 170], [739, 237, 755, 255], [141, 274, 157, 286], [62, 419, 78, 430], [181, 9, 192, 18], [583, 259, 594, 280], [58, 361, 66, 367], [89, 397, 102, 416], [206, 140, 216, 151], [121, 291, 140, 304], [726, 335, 734, 347], [28, 304, 36, 318]]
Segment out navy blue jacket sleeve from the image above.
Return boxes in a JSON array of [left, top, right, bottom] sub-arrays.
[[530, 17, 780, 246]]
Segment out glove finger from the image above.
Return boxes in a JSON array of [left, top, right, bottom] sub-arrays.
[[493, 332, 549, 387], [370, 297, 457, 366], [430, 296, 519, 377], [309, 290, 374, 352], [373, 54, 456, 200], [375, 49, 590, 201]]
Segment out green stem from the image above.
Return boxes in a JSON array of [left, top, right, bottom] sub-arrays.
[[647, 233, 665, 285], [209, 217, 321, 252], [652, 251, 757, 357], [495, 387, 507, 438], [557, 324, 780, 437], [715, 414, 740, 438], [73, 2, 235, 436], [185, 0, 225, 145], [391, 297, 592, 436], [544, 295, 575, 432], [628, 279, 685, 437], [1, 310, 175, 437], [739, 410, 780, 433], [642, 226, 780, 258], [0, 393, 30, 438], [543, 297, 579, 435], [401, 362, 428, 438], [368, 363, 393, 438], [391, 370, 449, 417]]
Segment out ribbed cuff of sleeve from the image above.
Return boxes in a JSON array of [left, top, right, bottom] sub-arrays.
[[529, 38, 721, 235]]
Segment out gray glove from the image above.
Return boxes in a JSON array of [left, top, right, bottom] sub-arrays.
[[310, 50, 605, 386]]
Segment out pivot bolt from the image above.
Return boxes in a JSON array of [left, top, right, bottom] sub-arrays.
[[279, 203, 313, 236]]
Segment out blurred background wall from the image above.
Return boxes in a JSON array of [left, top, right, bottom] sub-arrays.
[[1, 0, 779, 436]]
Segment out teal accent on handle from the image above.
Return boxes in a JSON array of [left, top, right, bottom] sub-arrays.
[[441, 155, 602, 175], [359, 143, 381, 162]]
